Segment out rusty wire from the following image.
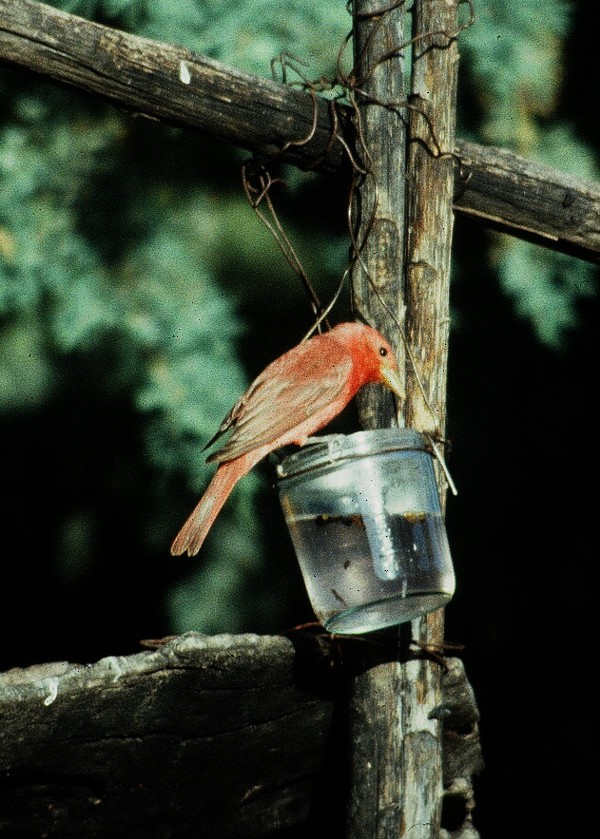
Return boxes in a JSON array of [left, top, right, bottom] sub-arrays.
[[240, 0, 474, 371]]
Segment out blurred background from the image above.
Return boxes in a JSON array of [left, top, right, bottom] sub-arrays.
[[1, 1, 597, 836]]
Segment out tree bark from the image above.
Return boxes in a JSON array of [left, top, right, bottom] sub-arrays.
[[403, 0, 461, 832], [345, 2, 460, 837], [350, 0, 409, 431], [0, 0, 344, 173], [0, 633, 483, 838], [0, 634, 336, 838]]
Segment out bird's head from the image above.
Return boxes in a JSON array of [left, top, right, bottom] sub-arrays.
[[331, 321, 405, 400]]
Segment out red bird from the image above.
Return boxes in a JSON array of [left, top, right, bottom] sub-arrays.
[[170, 321, 405, 557]]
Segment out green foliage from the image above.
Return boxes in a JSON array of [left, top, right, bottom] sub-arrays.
[[460, 0, 598, 347], [50, 0, 351, 79], [491, 124, 598, 346], [3, 0, 355, 636], [0, 312, 54, 411], [0, 73, 261, 631], [491, 238, 589, 346], [460, 0, 571, 151]]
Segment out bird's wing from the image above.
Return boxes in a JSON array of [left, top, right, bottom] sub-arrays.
[[201, 385, 253, 453], [207, 339, 354, 463]]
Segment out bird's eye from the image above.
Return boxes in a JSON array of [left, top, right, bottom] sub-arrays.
[[379, 346, 388, 357]]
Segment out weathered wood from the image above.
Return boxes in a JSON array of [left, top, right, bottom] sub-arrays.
[[346, 2, 409, 834], [344, 2, 463, 837], [400, 0, 461, 834], [0, 0, 344, 174], [440, 658, 485, 790], [349, 0, 408, 430], [1, 0, 599, 262], [0, 634, 482, 838], [405, 0, 459, 437], [453, 138, 600, 261], [0, 634, 333, 838]]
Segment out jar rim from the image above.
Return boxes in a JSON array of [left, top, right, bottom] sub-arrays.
[[274, 428, 432, 479]]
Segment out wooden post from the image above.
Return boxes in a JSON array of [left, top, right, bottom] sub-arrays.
[[348, 1, 459, 836], [349, 0, 409, 430]]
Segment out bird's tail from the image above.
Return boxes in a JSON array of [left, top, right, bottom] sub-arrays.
[[170, 458, 249, 557]]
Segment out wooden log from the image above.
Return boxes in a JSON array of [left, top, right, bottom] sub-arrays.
[[453, 138, 600, 261], [405, 0, 459, 437], [0, 633, 483, 838], [1, 0, 599, 262], [0, 634, 334, 838], [349, 0, 409, 429], [0, 0, 344, 174], [345, 1, 462, 836], [345, 4, 410, 834]]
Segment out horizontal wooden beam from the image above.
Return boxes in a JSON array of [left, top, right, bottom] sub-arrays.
[[2, 0, 599, 263], [0, 0, 346, 173], [0, 633, 483, 838], [0, 634, 333, 837], [453, 139, 600, 263]]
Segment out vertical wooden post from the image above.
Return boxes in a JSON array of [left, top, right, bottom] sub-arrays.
[[348, 2, 460, 837], [350, 0, 408, 431], [405, 0, 459, 444]]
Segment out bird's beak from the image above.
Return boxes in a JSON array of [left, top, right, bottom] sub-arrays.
[[380, 365, 405, 400]]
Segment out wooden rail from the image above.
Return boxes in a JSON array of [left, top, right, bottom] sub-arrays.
[[1, 0, 599, 262], [0, 633, 483, 837]]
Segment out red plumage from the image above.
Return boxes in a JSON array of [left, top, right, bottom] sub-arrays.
[[170, 321, 404, 557]]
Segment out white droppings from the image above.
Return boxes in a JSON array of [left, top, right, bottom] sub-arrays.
[[43, 678, 59, 706], [103, 656, 124, 683], [179, 60, 191, 85]]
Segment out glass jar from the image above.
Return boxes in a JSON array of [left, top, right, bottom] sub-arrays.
[[275, 428, 455, 634]]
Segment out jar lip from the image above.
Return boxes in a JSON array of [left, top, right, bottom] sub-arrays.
[[274, 428, 432, 479]]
